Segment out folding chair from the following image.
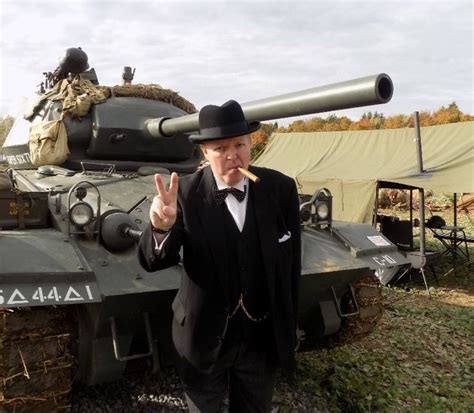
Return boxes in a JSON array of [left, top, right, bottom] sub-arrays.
[[427, 215, 470, 261]]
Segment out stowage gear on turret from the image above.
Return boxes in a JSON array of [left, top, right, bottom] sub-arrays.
[[26, 46, 197, 122]]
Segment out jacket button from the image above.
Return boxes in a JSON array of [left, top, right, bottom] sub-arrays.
[[217, 336, 224, 343]]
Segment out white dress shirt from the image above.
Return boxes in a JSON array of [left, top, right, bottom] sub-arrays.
[[214, 175, 248, 232], [154, 175, 249, 252]]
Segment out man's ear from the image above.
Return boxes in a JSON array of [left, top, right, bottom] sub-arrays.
[[200, 144, 209, 160]]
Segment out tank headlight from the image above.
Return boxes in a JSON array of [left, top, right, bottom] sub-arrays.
[[313, 188, 333, 227], [299, 189, 333, 227], [70, 201, 94, 227], [316, 203, 329, 220]]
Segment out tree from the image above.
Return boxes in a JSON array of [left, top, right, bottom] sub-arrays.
[[384, 114, 408, 129], [432, 101, 462, 124], [250, 122, 277, 159]]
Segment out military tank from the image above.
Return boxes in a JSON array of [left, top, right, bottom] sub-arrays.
[[0, 48, 408, 412]]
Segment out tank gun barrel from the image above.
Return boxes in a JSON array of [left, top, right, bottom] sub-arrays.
[[145, 73, 393, 138]]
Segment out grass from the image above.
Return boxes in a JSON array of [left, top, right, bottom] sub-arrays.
[[273, 205, 474, 412]]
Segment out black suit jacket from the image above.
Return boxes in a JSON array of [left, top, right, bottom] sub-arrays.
[[138, 165, 301, 374]]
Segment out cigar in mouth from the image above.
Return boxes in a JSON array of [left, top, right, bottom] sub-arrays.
[[238, 167, 260, 183]]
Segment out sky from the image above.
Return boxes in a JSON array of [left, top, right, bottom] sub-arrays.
[[0, 0, 472, 125]]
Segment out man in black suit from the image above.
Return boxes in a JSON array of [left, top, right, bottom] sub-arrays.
[[138, 100, 301, 412]]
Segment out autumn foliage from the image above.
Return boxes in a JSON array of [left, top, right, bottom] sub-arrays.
[[250, 122, 279, 158]]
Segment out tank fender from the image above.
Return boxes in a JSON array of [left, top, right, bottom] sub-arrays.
[[0, 229, 101, 308]]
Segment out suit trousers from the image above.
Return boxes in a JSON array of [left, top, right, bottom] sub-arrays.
[[179, 319, 277, 413]]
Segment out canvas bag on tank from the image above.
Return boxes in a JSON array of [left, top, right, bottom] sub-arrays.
[[28, 118, 69, 166]]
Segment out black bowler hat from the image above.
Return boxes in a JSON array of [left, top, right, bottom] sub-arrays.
[[189, 100, 261, 143]]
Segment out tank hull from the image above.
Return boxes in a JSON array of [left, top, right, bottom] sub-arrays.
[[0, 68, 402, 410]]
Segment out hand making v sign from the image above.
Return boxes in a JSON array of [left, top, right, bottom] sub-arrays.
[[150, 172, 178, 233]]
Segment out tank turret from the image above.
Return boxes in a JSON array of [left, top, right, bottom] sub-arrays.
[[2, 71, 392, 174]]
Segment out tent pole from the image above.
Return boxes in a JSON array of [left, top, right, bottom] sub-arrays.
[[454, 193, 457, 226], [373, 181, 380, 227], [414, 111, 424, 173], [413, 111, 426, 257], [414, 111, 426, 255], [419, 188, 426, 255], [414, 112, 430, 295], [410, 189, 414, 249], [453, 192, 458, 262]]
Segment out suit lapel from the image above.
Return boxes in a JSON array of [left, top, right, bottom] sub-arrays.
[[195, 167, 230, 296], [249, 167, 277, 295]]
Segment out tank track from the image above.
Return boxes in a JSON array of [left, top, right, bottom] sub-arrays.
[[0, 306, 75, 412], [333, 271, 384, 344]]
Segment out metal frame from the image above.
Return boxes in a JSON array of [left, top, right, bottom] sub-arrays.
[[110, 313, 154, 362], [331, 285, 360, 317]]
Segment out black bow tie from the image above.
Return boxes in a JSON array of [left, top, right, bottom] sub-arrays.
[[213, 186, 247, 204]]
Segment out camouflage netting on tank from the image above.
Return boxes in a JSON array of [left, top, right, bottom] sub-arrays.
[[0, 307, 75, 412], [25, 77, 197, 121], [112, 84, 197, 114]]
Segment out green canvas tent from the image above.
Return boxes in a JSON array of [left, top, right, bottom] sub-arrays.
[[253, 121, 474, 223]]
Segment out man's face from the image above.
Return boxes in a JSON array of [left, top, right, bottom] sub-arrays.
[[200, 135, 251, 186]]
